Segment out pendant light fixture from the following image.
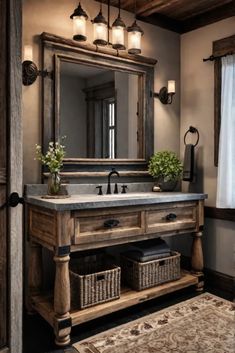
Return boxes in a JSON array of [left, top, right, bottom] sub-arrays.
[[112, 0, 126, 50], [93, 1, 108, 46], [127, 0, 144, 55], [70, 2, 88, 42]]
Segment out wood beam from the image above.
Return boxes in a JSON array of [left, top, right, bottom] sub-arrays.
[[137, 13, 183, 34], [181, 2, 235, 33], [173, 0, 233, 21], [121, 0, 134, 11], [95, 0, 135, 12], [137, 0, 179, 17]]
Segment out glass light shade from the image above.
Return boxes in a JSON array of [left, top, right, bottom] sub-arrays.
[[24, 45, 33, 61], [168, 80, 176, 93], [73, 16, 87, 41], [112, 26, 125, 50], [128, 30, 142, 54], [93, 22, 108, 46]]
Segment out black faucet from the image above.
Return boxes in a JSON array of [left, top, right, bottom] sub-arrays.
[[106, 168, 120, 194]]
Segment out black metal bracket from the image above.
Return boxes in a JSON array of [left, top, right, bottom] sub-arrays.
[[203, 51, 233, 62], [22, 60, 52, 86], [151, 87, 175, 104]]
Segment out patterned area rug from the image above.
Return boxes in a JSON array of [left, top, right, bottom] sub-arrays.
[[73, 293, 235, 353]]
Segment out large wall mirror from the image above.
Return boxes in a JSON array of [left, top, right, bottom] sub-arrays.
[[42, 33, 157, 177], [60, 60, 139, 159]]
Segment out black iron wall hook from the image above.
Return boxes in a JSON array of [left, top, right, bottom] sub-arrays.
[[184, 126, 199, 147]]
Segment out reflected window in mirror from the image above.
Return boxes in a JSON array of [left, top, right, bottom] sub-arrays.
[[106, 98, 116, 159]]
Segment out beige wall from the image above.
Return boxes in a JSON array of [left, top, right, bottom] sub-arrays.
[[22, 0, 180, 184], [180, 18, 235, 277]]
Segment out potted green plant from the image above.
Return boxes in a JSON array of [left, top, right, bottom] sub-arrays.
[[35, 138, 66, 196], [148, 150, 183, 191]]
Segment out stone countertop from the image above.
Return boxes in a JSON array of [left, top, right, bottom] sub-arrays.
[[26, 192, 208, 211]]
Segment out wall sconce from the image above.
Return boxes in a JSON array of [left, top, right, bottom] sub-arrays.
[[70, 2, 88, 41], [154, 80, 176, 104], [22, 45, 50, 86]]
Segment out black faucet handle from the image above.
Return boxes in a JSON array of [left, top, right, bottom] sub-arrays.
[[96, 185, 103, 195], [121, 185, 128, 194], [114, 183, 119, 194]]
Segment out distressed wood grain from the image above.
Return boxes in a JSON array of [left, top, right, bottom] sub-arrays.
[[0, 0, 7, 348], [8, 0, 23, 352]]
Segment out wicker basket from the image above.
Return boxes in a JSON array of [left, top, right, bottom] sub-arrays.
[[121, 251, 181, 291], [70, 260, 121, 309]]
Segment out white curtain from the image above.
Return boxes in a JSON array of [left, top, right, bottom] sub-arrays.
[[216, 54, 235, 208]]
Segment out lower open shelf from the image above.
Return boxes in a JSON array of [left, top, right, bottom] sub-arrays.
[[31, 270, 198, 328]]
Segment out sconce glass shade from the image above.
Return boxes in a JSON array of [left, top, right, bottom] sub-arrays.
[[168, 80, 176, 94], [112, 16, 126, 50], [70, 2, 88, 41], [127, 20, 144, 55], [24, 45, 33, 61], [93, 10, 108, 46]]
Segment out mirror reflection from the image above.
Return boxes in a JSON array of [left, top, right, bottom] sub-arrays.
[[60, 61, 139, 159]]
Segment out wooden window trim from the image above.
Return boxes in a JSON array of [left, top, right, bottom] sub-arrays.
[[214, 34, 235, 166]]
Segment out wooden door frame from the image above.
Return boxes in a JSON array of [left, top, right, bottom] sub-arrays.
[[0, 0, 23, 352]]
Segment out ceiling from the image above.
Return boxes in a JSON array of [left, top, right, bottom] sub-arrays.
[[96, 0, 235, 33]]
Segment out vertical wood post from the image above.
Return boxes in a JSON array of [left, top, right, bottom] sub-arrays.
[[8, 0, 23, 351], [191, 231, 204, 291], [53, 252, 71, 346], [28, 241, 43, 312]]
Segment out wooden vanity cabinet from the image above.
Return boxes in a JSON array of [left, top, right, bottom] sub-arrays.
[[27, 198, 205, 346]]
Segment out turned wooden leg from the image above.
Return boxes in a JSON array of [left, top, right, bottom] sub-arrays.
[[53, 251, 71, 346], [191, 231, 204, 292], [27, 241, 43, 313]]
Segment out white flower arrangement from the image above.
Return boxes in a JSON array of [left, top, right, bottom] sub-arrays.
[[35, 137, 66, 174]]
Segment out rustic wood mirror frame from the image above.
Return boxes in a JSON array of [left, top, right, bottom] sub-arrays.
[[41, 32, 157, 179]]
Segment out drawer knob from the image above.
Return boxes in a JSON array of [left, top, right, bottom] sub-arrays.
[[104, 219, 120, 228], [166, 213, 177, 221]]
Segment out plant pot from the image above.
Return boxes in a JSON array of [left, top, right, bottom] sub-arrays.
[[155, 178, 178, 191]]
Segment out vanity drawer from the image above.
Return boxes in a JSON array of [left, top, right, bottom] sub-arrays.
[[146, 202, 197, 235], [72, 208, 144, 246]]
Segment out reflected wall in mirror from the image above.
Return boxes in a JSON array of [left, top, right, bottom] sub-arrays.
[[60, 61, 139, 159]]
